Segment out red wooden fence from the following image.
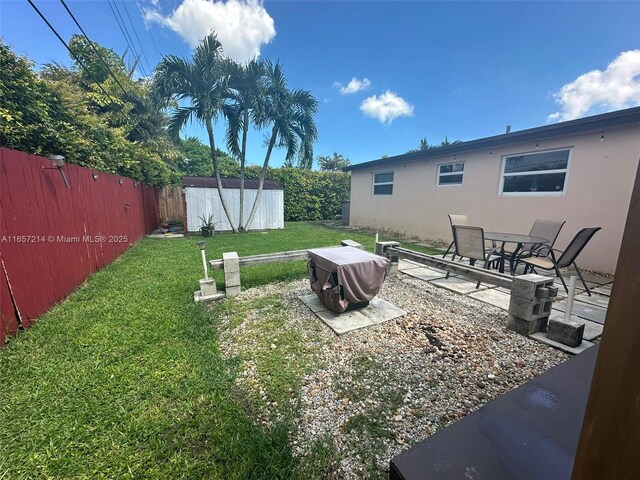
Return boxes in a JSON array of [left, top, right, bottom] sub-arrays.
[[0, 148, 159, 343]]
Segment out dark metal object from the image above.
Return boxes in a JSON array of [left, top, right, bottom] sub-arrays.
[[390, 346, 598, 480], [484, 232, 548, 274]]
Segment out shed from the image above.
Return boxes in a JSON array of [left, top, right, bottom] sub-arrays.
[[183, 176, 284, 232]]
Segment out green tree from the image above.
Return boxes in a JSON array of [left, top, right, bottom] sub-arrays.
[[244, 61, 318, 230], [177, 137, 239, 177], [317, 152, 351, 171], [153, 34, 238, 232]]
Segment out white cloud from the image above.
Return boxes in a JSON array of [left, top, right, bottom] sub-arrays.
[[360, 90, 414, 124], [548, 50, 640, 121], [144, 0, 275, 63], [334, 77, 371, 94]]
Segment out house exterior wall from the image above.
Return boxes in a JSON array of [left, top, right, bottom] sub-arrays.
[[349, 124, 640, 273], [185, 187, 284, 231]]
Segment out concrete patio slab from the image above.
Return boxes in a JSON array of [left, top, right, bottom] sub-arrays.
[[591, 284, 613, 297], [401, 266, 448, 282], [529, 332, 595, 355], [574, 292, 610, 309], [468, 288, 511, 310], [552, 299, 607, 325], [549, 311, 604, 341], [430, 276, 492, 294], [398, 259, 423, 270], [299, 294, 406, 335]]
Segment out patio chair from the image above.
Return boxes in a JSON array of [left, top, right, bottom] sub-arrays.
[[442, 214, 469, 260], [505, 219, 566, 261], [519, 227, 601, 295], [446, 225, 501, 289]]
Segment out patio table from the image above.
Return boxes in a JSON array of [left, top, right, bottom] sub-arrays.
[[484, 232, 548, 274], [307, 246, 389, 313]]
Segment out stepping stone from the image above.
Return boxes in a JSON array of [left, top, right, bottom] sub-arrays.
[[549, 312, 604, 341], [402, 266, 448, 282], [552, 299, 607, 325], [299, 294, 406, 335], [468, 288, 511, 310], [591, 284, 613, 297], [430, 276, 492, 294], [398, 259, 423, 271], [529, 332, 595, 355], [574, 292, 610, 309]]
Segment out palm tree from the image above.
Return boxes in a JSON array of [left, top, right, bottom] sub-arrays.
[[153, 34, 238, 232], [244, 61, 318, 230], [224, 59, 266, 231]]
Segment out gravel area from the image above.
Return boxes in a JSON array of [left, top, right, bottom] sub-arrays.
[[216, 273, 568, 479]]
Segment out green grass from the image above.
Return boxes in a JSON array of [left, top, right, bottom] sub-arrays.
[[0, 222, 439, 478]]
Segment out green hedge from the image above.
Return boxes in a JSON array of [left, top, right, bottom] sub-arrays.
[[241, 166, 350, 221]]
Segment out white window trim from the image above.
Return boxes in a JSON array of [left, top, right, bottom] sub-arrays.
[[437, 162, 465, 187], [372, 171, 394, 196], [499, 147, 572, 197]]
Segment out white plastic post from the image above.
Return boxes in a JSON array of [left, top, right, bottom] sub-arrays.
[[375, 233, 379, 244], [564, 275, 578, 322], [201, 249, 209, 281]]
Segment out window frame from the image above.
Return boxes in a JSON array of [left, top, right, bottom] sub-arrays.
[[437, 161, 465, 187], [372, 171, 394, 196], [499, 147, 572, 197]]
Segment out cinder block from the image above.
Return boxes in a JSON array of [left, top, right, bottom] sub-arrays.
[[375, 241, 400, 256], [200, 278, 217, 296], [535, 287, 549, 300], [507, 314, 549, 336], [387, 262, 399, 276], [222, 251, 240, 273], [225, 269, 241, 288], [547, 319, 585, 347], [225, 285, 241, 297], [548, 286, 559, 298], [508, 296, 552, 321], [340, 239, 364, 249], [511, 274, 555, 301]]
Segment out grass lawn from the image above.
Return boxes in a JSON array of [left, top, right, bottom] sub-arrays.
[[0, 222, 440, 479]]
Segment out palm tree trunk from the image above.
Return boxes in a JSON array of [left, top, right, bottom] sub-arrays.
[[244, 125, 277, 231], [238, 110, 249, 232], [206, 118, 238, 233]]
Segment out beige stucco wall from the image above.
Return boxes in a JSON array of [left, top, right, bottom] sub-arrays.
[[350, 124, 640, 273]]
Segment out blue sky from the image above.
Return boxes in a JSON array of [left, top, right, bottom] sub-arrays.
[[2, 1, 640, 168]]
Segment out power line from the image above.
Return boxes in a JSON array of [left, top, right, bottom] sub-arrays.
[[26, 0, 120, 108], [137, 0, 162, 61], [121, 0, 153, 74], [59, 0, 132, 101], [107, 0, 147, 77]]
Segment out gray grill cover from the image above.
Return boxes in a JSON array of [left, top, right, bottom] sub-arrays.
[[307, 246, 389, 313]]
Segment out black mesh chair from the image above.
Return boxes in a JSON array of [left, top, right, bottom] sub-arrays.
[[519, 227, 601, 295], [442, 214, 468, 260], [446, 225, 501, 289]]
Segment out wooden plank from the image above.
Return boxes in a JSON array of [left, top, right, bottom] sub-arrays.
[[387, 247, 514, 289], [210, 249, 310, 269], [572, 162, 640, 479]]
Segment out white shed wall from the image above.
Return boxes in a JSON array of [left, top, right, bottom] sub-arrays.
[[185, 187, 284, 231]]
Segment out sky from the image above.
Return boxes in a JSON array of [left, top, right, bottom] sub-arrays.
[[1, 0, 640, 168]]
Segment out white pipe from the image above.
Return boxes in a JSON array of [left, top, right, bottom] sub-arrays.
[[375, 233, 379, 243], [201, 249, 209, 280], [564, 275, 578, 322]]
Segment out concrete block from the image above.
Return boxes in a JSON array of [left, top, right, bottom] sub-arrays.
[[387, 262, 399, 276], [507, 314, 548, 336], [508, 296, 552, 321], [529, 332, 594, 355], [222, 251, 240, 273], [199, 278, 217, 296], [375, 241, 400, 256], [548, 286, 559, 298], [535, 287, 549, 300], [225, 269, 241, 288], [547, 319, 585, 347], [226, 285, 241, 297], [511, 274, 554, 301], [194, 290, 225, 302], [340, 239, 364, 249]]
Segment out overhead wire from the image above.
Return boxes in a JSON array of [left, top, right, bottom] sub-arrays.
[[121, 0, 153, 74], [107, 0, 147, 77]]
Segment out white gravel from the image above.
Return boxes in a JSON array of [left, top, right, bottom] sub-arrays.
[[217, 273, 568, 479]]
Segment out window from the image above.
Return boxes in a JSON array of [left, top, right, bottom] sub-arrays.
[[373, 171, 394, 196], [437, 162, 464, 186], [500, 148, 570, 195]]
